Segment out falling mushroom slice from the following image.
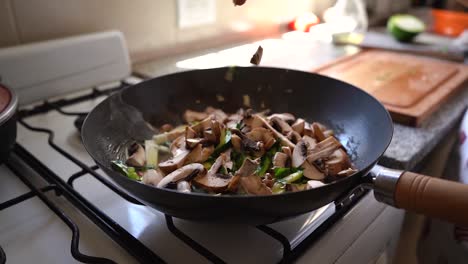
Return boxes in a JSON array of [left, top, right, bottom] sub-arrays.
[[250, 46, 263, 65], [157, 163, 205, 188], [233, 0, 247, 6]]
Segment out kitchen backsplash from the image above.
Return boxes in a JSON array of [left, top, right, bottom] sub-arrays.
[[0, 0, 336, 63]]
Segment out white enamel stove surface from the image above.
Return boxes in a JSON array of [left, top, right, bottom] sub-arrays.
[[1, 84, 337, 264]]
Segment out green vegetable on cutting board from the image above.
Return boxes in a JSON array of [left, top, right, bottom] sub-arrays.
[[387, 14, 426, 42]]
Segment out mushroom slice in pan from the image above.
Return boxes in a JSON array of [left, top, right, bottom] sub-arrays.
[[170, 135, 186, 156], [126, 143, 146, 167], [292, 139, 309, 168], [303, 122, 314, 137], [306, 136, 342, 163], [337, 168, 358, 177], [177, 181, 191, 193], [205, 107, 228, 123], [270, 116, 293, 135], [246, 127, 276, 150], [158, 149, 190, 174], [243, 114, 264, 130], [312, 122, 327, 142], [255, 114, 295, 148], [236, 158, 259, 177], [307, 180, 325, 189], [240, 176, 272, 195], [267, 113, 295, 123], [231, 134, 242, 152], [287, 131, 302, 144], [157, 163, 205, 188], [291, 118, 305, 135], [141, 169, 164, 186], [273, 152, 288, 168], [193, 153, 232, 193], [185, 144, 214, 164], [325, 149, 351, 176], [191, 116, 213, 134], [282, 146, 292, 158], [184, 110, 208, 123], [301, 160, 325, 180]]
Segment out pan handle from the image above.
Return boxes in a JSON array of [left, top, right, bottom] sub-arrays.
[[372, 166, 468, 226], [394, 171, 468, 226]]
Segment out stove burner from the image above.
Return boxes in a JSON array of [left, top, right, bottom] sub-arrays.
[[74, 115, 87, 132]]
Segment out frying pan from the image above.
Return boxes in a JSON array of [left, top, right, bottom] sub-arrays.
[[82, 67, 468, 225]]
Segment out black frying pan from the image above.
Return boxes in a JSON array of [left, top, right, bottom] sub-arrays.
[[82, 67, 468, 225]]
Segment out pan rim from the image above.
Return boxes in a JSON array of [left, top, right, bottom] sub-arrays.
[[82, 66, 394, 200]]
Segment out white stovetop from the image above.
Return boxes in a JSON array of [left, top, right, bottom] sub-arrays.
[[1, 86, 349, 264]]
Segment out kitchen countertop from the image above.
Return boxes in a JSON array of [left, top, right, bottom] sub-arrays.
[[134, 38, 468, 170]]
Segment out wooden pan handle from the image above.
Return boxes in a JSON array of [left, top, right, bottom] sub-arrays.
[[395, 171, 468, 226]]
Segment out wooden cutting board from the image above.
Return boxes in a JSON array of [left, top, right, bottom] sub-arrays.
[[314, 50, 468, 126]]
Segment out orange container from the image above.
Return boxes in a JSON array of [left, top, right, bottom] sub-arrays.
[[432, 9, 468, 37]]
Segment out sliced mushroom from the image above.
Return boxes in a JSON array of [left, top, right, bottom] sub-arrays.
[[153, 126, 186, 144], [231, 129, 263, 153], [235, 158, 259, 177], [307, 180, 325, 189], [205, 107, 228, 123], [157, 163, 204, 188], [185, 144, 214, 164], [231, 134, 242, 152], [273, 152, 288, 168], [268, 113, 295, 123], [126, 143, 146, 167], [337, 168, 358, 177], [177, 181, 191, 193], [302, 135, 317, 148], [246, 127, 276, 150], [240, 175, 272, 195], [185, 126, 197, 139], [303, 122, 314, 137], [191, 116, 213, 133], [141, 169, 164, 186], [203, 129, 217, 143], [287, 131, 302, 144], [158, 149, 190, 174], [312, 122, 326, 142], [306, 136, 342, 163], [193, 153, 232, 192], [301, 160, 325, 180], [292, 139, 309, 168], [281, 146, 292, 158], [227, 175, 241, 192], [255, 114, 295, 148], [170, 135, 187, 156], [184, 110, 208, 123], [325, 149, 351, 176], [160, 124, 174, 132], [243, 114, 264, 129], [323, 130, 334, 138], [186, 138, 205, 149], [291, 119, 305, 135], [270, 116, 293, 135]]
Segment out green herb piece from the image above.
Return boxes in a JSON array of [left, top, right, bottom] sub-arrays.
[[272, 182, 286, 194], [278, 171, 304, 184], [111, 160, 140, 180], [273, 167, 301, 179]]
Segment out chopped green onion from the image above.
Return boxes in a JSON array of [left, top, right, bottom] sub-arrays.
[[145, 140, 159, 167], [273, 167, 301, 179], [278, 171, 304, 184], [272, 182, 286, 194], [211, 130, 232, 158], [111, 160, 140, 180]]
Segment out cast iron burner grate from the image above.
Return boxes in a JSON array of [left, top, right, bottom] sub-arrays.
[[3, 80, 366, 263]]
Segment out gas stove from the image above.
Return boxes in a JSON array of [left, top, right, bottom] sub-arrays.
[[0, 31, 402, 264]]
